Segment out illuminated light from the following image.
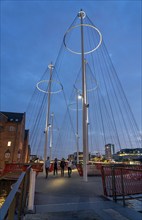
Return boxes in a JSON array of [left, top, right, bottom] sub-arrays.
[[49, 178, 66, 188], [7, 141, 11, 147], [63, 24, 102, 55], [78, 94, 82, 99], [48, 124, 51, 128]]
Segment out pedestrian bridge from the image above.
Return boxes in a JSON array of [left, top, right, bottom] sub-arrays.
[[25, 169, 142, 220], [0, 166, 142, 220]]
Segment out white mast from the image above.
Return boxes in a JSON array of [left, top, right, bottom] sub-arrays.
[[76, 88, 79, 164], [44, 63, 54, 166], [49, 112, 54, 161], [78, 10, 88, 182], [63, 10, 102, 181]]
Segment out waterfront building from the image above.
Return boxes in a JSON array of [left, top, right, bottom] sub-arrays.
[[113, 148, 142, 163], [0, 111, 30, 170], [105, 144, 115, 160], [73, 152, 83, 163], [69, 152, 91, 164]]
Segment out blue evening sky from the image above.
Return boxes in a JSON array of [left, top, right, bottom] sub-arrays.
[[1, 0, 141, 133]]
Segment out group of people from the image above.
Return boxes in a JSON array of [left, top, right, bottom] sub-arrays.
[[45, 157, 73, 178]]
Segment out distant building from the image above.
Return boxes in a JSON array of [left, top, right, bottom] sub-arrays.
[[73, 152, 83, 162], [0, 111, 30, 170], [117, 148, 142, 155], [68, 154, 74, 161], [105, 144, 115, 160], [113, 148, 142, 163], [68, 152, 91, 163]]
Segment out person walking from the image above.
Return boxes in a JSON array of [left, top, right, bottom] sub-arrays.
[[53, 158, 58, 175], [67, 158, 72, 177], [60, 158, 66, 177], [45, 156, 50, 178]]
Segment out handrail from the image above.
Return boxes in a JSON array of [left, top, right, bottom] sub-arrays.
[[0, 165, 31, 220], [0, 172, 25, 219]]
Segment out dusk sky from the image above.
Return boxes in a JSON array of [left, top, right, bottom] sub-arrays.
[[1, 0, 141, 135]]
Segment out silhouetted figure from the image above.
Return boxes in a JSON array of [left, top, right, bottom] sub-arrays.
[[60, 158, 66, 176], [53, 158, 58, 175], [67, 158, 72, 177], [45, 156, 50, 178]]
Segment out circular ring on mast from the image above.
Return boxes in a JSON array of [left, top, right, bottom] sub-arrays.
[[74, 81, 98, 93], [63, 24, 102, 55], [85, 83, 98, 92], [68, 102, 82, 111], [36, 79, 63, 94]]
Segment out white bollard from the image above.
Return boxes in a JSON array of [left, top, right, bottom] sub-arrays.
[[28, 169, 36, 211]]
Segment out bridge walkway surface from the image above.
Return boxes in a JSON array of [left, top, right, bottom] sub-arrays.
[[24, 169, 142, 220]]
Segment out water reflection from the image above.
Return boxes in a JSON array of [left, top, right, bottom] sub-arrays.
[[0, 179, 16, 208]]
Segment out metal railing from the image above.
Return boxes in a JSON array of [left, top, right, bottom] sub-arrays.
[[101, 165, 142, 206], [0, 166, 31, 220]]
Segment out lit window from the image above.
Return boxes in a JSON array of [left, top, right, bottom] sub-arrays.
[[7, 141, 11, 146]]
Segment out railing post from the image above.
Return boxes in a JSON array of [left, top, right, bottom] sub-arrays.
[[120, 168, 125, 206], [22, 168, 30, 211], [17, 178, 25, 219], [28, 169, 36, 211], [112, 166, 116, 202], [7, 196, 16, 220], [101, 166, 107, 196]]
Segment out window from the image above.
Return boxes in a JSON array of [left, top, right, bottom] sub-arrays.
[[7, 141, 11, 147], [9, 126, 16, 131]]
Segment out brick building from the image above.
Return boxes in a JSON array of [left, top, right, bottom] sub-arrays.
[[0, 111, 30, 170]]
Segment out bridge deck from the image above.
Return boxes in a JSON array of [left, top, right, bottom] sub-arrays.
[[24, 169, 142, 220]]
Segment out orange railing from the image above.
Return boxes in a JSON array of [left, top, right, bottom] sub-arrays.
[[76, 163, 102, 176], [1, 163, 43, 177], [101, 165, 142, 206]]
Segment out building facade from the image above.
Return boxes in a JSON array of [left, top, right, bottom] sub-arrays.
[[0, 112, 30, 170], [105, 143, 115, 160]]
